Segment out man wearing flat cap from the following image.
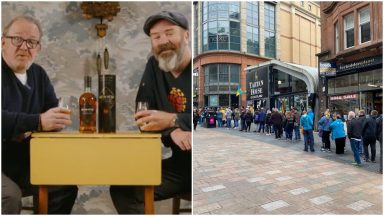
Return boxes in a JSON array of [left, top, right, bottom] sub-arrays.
[[110, 11, 191, 214]]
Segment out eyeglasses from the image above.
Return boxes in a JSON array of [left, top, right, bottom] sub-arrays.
[[4, 36, 40, 49]]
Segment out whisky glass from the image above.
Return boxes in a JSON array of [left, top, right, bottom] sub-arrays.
[[58, 96, 72, 131], [136, 101, 148, 113]]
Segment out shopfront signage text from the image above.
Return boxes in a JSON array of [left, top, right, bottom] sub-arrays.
[[337, 56, 382, 73], [329, 94, 357, 101], [320, 61, 336, 77], [246, 66, 269, 100]]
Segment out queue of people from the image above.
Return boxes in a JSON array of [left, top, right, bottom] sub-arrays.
[[194, 105, 383, 173]]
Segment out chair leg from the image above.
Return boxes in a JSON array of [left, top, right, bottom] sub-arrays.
[[172, 197, 181, 214]]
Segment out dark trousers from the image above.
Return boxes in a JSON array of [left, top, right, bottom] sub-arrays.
[[273, 124, 282, 138], [258, 122, 265, 133], [363, 137, 377, 161], [110, 157, 191, 214], [335, 137, 346, 154], [322, 131, 331, 150]]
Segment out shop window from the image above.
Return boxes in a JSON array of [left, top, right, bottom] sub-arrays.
[[359, 69, 382, 91], [359, 6, 371, 44], [331, 73, 359, 94], [344, 13, 354, 49]]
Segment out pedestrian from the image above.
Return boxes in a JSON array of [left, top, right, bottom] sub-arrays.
[[362, 110, 378, 162], [226, 107, 233, 129], [233, 108, 240, 129], [300, 110, 315, 152], [347, 111, 362, 166], [253, 109, 260, 132], [330, 114, 346, 154], [318, 110, 333, 152], [258, 108, 266, 133], [216, 108, 223, 127], [376, 113, 382, 173], [245, 109, 253, 132], [240, 107, 246, 131], [110, 11, 192, 214], [357, 110, 366, 156], [292, 107, 301, 141], [2, 15, 78, 214], [265, 110, 272, 135], [193, 109, 199, 131], [271, 108, 283, 139], [307, 108, 314, 130], [285, 111, 294, 141]]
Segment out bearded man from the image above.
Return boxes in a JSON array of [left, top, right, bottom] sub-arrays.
[[110, 11, 192, 214]]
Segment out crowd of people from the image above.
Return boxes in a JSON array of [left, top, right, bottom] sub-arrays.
[[193, 106, 383, 173]]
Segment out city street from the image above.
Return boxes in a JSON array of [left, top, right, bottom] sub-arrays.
[[193, 125, 383, 214]]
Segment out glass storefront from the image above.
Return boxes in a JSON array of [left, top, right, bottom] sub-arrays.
[[203, 63, 240, 108], [327, 68, 383, 115], [271, 69, 308, 112]]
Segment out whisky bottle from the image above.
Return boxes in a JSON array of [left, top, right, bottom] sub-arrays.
[[79, 76, 97, 133]]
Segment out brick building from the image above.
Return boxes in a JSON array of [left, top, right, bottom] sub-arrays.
[[317, 2, 383, 119]]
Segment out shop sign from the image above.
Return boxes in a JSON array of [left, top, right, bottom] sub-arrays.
[[246, 66, 269, 100], [209, 95, 219, 107], [337, 56, 382, 73], [208, 35, 228, 43], [329, 94, 357, 101], [320, 61, 336, 76]]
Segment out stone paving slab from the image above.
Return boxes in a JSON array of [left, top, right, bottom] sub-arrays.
[[193, 126, 383, 214]]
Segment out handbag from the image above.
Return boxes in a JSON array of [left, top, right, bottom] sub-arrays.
[[318, 130, 323, 137], [300, 127, 304, 134]]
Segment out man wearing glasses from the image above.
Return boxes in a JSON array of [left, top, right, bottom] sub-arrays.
[[2, 16, 77, 214]]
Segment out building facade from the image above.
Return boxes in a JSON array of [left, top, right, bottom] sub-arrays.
[[193, 1, 321, 108], [317, 2, 383, 119]]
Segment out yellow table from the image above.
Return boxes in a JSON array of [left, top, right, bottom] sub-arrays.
[[30, 132, 162, 214]]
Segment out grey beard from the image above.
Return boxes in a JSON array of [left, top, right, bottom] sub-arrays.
[[158, 51, 179, 72]]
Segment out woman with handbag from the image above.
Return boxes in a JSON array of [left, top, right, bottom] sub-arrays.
[[318, 111, 333, 152]]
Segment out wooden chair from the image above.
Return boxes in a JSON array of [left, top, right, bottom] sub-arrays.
[[172, 192, 191, 214]]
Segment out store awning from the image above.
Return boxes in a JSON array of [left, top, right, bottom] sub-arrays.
[[245, 60, 318, 94]]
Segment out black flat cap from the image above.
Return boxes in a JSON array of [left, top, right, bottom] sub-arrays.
[[143, 11, 189, 36]]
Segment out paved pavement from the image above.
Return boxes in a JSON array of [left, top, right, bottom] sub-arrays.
[[193, 125, 383, 214]]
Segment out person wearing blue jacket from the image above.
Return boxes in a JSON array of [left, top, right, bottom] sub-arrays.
[[216, 108, 223, 127], [330, 114, 346, 154], [318, 111, 333, 152], [258, 108, 266, 133], [300, 110, 314, 152]]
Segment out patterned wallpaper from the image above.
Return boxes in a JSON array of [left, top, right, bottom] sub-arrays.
[[1, 1, 192, 131]]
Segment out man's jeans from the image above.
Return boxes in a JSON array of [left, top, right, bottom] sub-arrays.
[[227, 118, 232, 128], [350, 138, 362, 164], [217, 118, 222, 127], [303, 129, 314, 151], [294, 125, 301, 140], [234, 119, 239, 128]]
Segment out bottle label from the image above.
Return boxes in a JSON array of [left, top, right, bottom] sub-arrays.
[[81, 104, 95, 124]]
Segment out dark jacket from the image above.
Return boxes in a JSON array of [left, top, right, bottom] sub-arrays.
[[245, 112, 253, 123], [136, 56, 191, 174], [362, 115, 377, 139], [347, 118, 362, 139], [376, 115, 382, 143], [270, 111, 283, 125], [2, 58, 58, 178]]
